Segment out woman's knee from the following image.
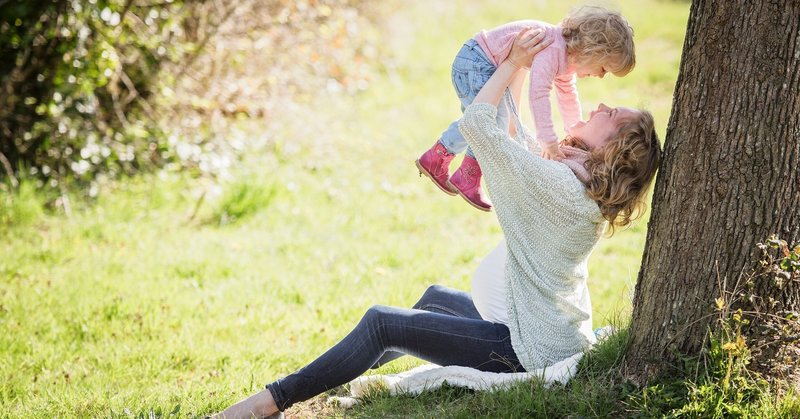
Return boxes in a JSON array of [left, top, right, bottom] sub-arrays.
[[359, 305, 404, 344], [361, 305, 394, 326], [413, 285, 446, 309]]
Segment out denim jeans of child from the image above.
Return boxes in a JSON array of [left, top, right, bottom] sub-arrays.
[[439, 39, 511, 158], [266, 285, 523, 411]]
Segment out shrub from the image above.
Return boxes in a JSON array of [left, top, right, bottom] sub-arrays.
[[0, 0, 194, 188], [0, 0, 385, 195]]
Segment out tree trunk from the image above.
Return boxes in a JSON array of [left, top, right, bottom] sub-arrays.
[[624, 0, 800, 385]]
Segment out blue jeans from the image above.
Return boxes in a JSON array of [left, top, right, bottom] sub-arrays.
[[266, 285, 523, 411], [439, 39, 511, 158]]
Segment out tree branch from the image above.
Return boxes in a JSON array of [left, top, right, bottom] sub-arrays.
[[174, 1, 239, 82], [0, 151, 19, 188]]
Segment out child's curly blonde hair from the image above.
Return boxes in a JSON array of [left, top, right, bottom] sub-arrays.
[[562, 6, 636, 76]]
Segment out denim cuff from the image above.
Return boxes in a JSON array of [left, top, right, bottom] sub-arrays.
[[265, 381, 288, 412]]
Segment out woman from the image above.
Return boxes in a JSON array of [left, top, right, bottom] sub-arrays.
[[216, 28, 662, 418]]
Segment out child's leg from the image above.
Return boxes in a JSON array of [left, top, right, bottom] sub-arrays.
[[418, 40, 497, 198], [438, 39, 498, 154]]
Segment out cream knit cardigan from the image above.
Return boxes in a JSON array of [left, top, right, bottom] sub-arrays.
[[459, 102, 606, 371]]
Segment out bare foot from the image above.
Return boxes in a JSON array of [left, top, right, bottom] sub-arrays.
[[212, 389, 280, 419]]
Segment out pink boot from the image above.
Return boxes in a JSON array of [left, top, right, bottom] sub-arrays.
[[447, 155, 492, 212], [416, 142, 456, 196]]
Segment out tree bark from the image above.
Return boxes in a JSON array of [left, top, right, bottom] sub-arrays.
[[624, 0, 800, 384]]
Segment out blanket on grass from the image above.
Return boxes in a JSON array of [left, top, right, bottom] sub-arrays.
[[328, 351, 583, 408], [327, 326, 615, 408]]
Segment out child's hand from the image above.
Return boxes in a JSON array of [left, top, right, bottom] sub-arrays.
[[508, 27, 553, 70], [540, 142, 566, 160]]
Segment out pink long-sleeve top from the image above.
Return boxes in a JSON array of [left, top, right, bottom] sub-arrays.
[[474, 20, 582, 146]]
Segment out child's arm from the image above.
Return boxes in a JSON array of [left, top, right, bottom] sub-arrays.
[[527, 50, 566, 160], [554, 75, 582, 134]]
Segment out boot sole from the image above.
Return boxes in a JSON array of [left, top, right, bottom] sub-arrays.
[[447, 180, 492, 212], [416, 159, 457, 196]]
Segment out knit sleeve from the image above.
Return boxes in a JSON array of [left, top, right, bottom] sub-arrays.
[[459, 103, 589, 215]]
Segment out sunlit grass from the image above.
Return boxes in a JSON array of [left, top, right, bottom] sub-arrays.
[[1, 1, 692, 417]]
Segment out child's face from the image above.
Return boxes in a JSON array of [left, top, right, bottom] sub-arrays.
[[574, 60, 609, 78], [568, 103, 639, 149]]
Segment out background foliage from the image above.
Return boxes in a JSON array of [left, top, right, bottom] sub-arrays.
[[0, 0, 382, 196], [1, 0, 191, 189]]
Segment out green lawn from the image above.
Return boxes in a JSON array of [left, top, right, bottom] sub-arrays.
[[0, 1, 690, 417]]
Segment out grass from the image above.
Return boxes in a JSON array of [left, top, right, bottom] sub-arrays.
[[5, 0, 782, 417], [341, 329, 638, 418]]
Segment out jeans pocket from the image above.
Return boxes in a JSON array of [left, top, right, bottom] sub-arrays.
[[470, 70, 493, 97], [452, 68, 471, 100], [452, 67, 495, 101]]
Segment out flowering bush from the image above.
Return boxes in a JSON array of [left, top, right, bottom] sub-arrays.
[[0, 0, 384, 194]]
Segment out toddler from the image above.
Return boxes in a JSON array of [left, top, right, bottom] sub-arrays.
[[416, 6, 636, 211]]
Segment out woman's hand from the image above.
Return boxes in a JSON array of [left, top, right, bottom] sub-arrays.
[[507, 28, 553, 70]]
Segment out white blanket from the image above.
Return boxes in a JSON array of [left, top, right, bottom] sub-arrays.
[[328, 352, 584, 408]]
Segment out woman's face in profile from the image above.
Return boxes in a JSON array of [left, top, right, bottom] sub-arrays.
[[568, 103, 640, 150]]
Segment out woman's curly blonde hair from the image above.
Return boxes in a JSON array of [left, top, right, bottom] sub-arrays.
[[562, 6, 636, 76], [565, 111, 661, 235]]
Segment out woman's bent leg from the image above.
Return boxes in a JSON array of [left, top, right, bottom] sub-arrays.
[[370, 285, 482, 368], [266, 304, 521, 411], [412, 284, 482, 318]]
